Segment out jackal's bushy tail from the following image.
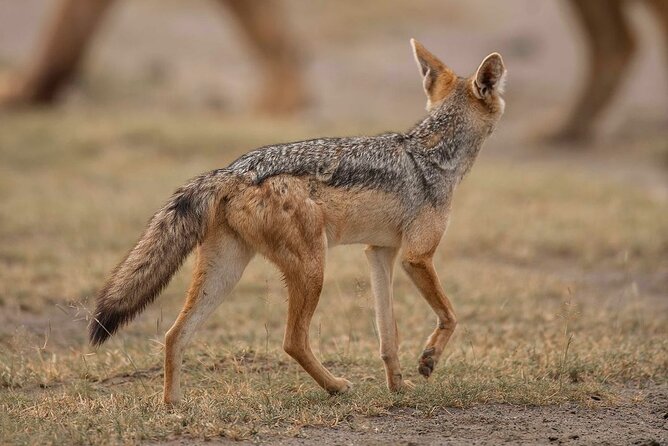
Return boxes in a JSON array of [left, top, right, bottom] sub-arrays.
[[89, 170, 227, 345]]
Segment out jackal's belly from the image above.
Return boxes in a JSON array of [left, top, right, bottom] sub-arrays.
[[224, 176, 404, 254], [320, 187, 403, 247], [325, 219, 401, 247]]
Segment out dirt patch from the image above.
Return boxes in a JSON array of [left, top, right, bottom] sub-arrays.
[[160, 385, 667, 445]]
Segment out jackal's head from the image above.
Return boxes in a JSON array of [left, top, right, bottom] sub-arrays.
[[411, 39, 506, 130]]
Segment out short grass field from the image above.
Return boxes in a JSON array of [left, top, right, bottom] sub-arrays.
[[0, 109, 666, 444]]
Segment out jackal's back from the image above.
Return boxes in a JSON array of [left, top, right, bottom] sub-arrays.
[[227, 134, 411, 192]]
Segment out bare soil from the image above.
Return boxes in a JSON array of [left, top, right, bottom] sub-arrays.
[[286, 394, 667, 445], [158, 385, 667, 445]]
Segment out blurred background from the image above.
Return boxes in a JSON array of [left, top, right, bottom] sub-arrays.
[[1, 0, 666, 140], [0, 0, 666, 392]]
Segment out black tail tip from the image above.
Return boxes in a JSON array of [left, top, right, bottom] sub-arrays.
[[88, 310, 123, 346]]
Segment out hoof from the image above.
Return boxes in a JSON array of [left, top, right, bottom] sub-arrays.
[[328, 378, 353, 395], [163, 393, 182, 406], [392, 379, 415, 392]]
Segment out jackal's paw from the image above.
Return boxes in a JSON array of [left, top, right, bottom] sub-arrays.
[[418, 347, 436, 378], [328, 378, 353, 395]]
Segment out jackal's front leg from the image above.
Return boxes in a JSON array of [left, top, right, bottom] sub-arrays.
[[402, 255, 457, 379], [365, 246, 412, 392]]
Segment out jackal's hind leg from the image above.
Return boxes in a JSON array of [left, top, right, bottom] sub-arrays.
[[277, 239, 352, 394], [163, 230, 253, 404]]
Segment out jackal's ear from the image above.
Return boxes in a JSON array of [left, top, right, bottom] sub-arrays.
[[473, 53, 506, 99], [411, 39, 455, 106]]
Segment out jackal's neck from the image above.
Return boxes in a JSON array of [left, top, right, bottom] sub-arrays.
[[406, 106, 459, 143], [406, 105, 483, 180]]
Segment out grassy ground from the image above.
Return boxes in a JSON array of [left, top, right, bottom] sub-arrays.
[[0, 109, 666, 444]]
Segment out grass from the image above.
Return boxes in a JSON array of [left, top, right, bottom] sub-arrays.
[[0, 109, 666, 444]]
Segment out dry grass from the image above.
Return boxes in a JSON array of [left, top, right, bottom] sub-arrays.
[[0, 110, 666, 444]]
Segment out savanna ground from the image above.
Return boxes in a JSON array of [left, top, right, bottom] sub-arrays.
[[1, 1, 667, 445]]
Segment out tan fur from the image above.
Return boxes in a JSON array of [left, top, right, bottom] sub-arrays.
[[213, 177, 406, 396], [429, 71, 458, 109], [422, 132, 443, 150], [221, 176, 354, 394], [318, 187, 404, 247]]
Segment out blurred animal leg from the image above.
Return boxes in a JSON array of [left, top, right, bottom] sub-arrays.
[[1, 0, 115, 106], [216, 0, 308, 115], [553, 0, 636, 142], [646, 0, 668, 73]]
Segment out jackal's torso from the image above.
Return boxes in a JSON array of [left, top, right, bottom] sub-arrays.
[[217, 81, 497, 249]]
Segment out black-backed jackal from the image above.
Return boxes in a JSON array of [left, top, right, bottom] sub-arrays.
[[89, 40, 507, 404]]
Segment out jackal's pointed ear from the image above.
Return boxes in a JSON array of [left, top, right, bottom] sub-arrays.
[[411, 39, 455, 107], [473, 53, 506, 99]]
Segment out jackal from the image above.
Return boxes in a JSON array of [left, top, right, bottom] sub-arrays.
[[89, 40, 507, 404]]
